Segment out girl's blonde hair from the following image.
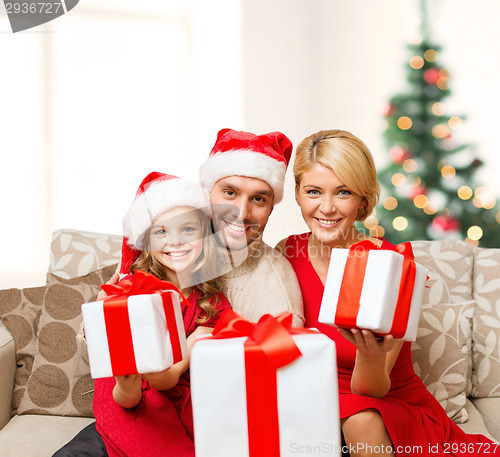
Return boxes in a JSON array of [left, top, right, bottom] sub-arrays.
[[130, 208, 220, 323], [294, 129, 380, 221]]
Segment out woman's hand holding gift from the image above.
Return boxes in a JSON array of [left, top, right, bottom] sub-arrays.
[[338, 327, 403, 399], [337, 328, 395, 356]]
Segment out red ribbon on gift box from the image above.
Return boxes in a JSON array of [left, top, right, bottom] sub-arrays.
[[334, 240, 417, 339], [211, 310, 316, 457], [100, 270, 189, 376]]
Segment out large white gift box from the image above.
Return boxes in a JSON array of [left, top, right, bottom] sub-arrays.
[[82, 290, 187, 379], [319, 242, 427, 341], [190, 312, 341, 457]]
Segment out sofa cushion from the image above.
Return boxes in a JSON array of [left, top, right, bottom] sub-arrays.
[[412, 300, 474, 424], [50, 229, 122, 279], [0, 286, 45, 414], [458, 399, 498, 442], [16, 264, 117, 417], [411, 240, 474, 305], [471, 398, 500, 442], [0, 414, 94, 457], [410, 240, 474, 424], [471, 247, 500, 398]]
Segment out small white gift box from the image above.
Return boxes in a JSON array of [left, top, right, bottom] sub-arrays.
[[319, 242, 427, 341], [82, 291, 187, 379]]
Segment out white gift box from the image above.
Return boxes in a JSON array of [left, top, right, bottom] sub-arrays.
[[319, 247, 427, 341], [191, 332, 341, 457], [81, 292, 188, 379]]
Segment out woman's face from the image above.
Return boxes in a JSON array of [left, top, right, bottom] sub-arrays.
[[295, 163, 366, 247], [149, 206, 204, 276]]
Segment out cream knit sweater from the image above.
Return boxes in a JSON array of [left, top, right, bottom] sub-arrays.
[[215, 240, 304, 327]]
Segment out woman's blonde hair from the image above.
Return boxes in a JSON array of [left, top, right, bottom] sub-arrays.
[[294, 129, 380, 221], [130, 208, 220, 323]]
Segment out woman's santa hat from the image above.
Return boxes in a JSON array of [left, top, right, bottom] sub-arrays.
[[120, 171, 208, 274], [199, 128, 293, 203]]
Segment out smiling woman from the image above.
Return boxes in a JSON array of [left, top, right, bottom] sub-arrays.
[[278, 128, 498, 457]]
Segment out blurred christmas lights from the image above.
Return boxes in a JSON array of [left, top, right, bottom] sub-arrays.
[[383, 197, 398, 210], [410, 56, 425, 69], [393, 216, 408, 231], [391, 173, 407, 187], [397, 116, 413, 130]]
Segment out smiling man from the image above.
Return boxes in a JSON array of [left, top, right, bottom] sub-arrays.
[[53, 129, 304, 457], [199, 128, 304, 325]]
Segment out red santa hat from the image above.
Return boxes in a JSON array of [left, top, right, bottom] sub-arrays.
[[199, 128, 293, 203], [120, 171, 208, 274]]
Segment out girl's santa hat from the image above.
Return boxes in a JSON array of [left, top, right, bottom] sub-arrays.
[[120, 171, 208, 274], [199, 128, 293, 203]]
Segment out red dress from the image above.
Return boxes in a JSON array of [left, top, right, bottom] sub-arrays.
[[285, 233, 499, 457], [93, 286, 231, 457]]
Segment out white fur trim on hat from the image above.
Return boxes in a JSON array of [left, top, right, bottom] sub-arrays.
[[199, 149, 287, 203], [122, 178, 209, 250]]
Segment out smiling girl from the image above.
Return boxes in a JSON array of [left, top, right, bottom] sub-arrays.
[[93, 172, 231, 457]]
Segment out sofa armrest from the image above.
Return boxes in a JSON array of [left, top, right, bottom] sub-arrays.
[[0, 322, 16, 430]]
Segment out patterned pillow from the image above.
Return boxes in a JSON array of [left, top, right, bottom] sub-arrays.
[[16, 264, 117, 417], [471, 247, 500, 398], [0, 286, 45, 413], [411, 240, 474, 424], [50, 229, 122, 279], [412, 300, 474, 424]]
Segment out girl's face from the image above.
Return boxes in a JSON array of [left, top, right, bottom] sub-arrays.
[[295, 163, 366, 247], [149, 206, 204, 277]]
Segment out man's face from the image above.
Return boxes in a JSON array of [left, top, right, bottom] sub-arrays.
[[209, 176, 274, 250]]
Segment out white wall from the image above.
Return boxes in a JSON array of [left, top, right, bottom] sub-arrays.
[[0, 0, 243, 288], [240, 0, 500, 247]]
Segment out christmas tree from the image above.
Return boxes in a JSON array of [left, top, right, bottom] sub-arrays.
[[362, 1, 500, 247]]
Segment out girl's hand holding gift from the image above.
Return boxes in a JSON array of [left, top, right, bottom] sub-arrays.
[[143, 326, 214, 391], [143, 366, 181, 391], [113, 374, 142, 409], [96, 273, 119, 301]]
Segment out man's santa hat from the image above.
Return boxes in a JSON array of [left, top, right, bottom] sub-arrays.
[[120, 171, 208, 274], [199, 128, 293, 203]]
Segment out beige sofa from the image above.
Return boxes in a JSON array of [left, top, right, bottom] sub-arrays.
[[0, 229, 499, 456]]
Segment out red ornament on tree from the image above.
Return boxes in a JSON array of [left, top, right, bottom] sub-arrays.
[[384, 103, 396, 117], [389, 146, 412, 163], [409, 185, 427, 200], [424, 68, 440, 85], [432, 214, 460, 232]]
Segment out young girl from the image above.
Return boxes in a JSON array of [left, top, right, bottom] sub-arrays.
[[93, 171, 231, 457], [277, 130, 498, 456]]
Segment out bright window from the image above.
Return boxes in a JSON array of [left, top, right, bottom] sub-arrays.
[[0, 0, 243, 287]]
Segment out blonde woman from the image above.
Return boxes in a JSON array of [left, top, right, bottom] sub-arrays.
[[277, 129, 496, 457]]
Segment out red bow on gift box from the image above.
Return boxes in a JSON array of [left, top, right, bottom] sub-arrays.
[[100, 270, 189, 376], [211, 310, 316, 457], [335, 240, 418, 338], [101, 269, 190, 306]]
